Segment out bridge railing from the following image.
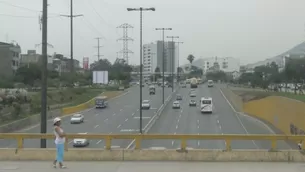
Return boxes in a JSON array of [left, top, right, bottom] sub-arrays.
[[1, 133, 304, 151]]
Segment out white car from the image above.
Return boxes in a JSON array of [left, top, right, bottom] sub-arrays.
[[141, 100, 150, 109], [190, 92, 196, 97], [73, 133, 89, 147], [172, 101, 181, 109], [70, 114, 84, 124]]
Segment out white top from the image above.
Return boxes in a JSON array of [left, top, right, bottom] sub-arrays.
[[54, 126, 65, 144]]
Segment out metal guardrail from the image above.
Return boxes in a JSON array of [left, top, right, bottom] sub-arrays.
[[2, 133, 304, 151]]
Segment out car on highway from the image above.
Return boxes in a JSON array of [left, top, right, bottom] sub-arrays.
[[189, 99, 197, 106], [200, 97, 213, 114], [176, 94, 182, 100], [172, 101, 181, 109], [70, 114, 84, 124], [190, 92, 196, 97], [141, 100, 151, 109], [95, 96, 108, 108], [207, 80, 214, 87], [73, 133, 90, 147]]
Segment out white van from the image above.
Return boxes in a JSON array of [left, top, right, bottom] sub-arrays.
[[207, 80, 214, 87], [200, 97, 213, 113]]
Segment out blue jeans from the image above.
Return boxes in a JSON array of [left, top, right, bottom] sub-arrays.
[[56, 143, 64, 163]]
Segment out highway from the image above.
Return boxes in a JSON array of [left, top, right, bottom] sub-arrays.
[[142, 84, 293, 150], [0, 85, 173, 149]]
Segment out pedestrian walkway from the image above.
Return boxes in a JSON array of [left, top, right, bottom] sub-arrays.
[[0, 161, 302, 172]]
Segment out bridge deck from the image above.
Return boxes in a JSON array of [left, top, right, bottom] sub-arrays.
[[0, 161, 302, 172]]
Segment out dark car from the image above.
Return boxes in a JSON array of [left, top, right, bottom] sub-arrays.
[[189, 100, 197, 106], [176, 94, 182, 100]]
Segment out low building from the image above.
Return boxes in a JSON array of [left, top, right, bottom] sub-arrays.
[[202, 57, 240, 73], [0, 42, 21, 77]]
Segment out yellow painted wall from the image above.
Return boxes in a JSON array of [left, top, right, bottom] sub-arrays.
[[244, 96, 305, 135]]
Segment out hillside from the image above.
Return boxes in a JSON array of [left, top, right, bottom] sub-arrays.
[[245, 41, 305, 69]]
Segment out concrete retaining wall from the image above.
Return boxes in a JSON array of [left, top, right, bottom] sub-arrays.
[[1, 149, 304, 162], [244, 96, 305, 136]]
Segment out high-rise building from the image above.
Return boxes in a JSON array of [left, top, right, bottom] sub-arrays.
[[143, 41, 176, 76]]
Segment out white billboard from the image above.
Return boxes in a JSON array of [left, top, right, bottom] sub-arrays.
[[92, 71, 109, 84]]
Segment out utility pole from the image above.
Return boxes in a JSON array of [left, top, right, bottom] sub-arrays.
[[40, 0, 48, 148], [167, 36, 179, 92], [117, 23, 134, 64], [127, 7, 155, 134], [60, 0, 83, 75], [95, 37, 104, 61], [155, 28, 172, 104], [176, 42, 183, 82]]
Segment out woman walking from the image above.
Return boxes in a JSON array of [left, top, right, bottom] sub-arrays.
[[52, 117, 67, 169]]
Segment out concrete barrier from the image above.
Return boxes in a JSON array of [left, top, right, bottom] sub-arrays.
[[1, 149, 305, 162]]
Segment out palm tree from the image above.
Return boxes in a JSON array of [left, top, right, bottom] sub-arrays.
[[187, 54, 195, 64]]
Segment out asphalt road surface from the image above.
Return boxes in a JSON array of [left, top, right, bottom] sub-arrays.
[[0, 85, 172, 149], [142, 84, 293, 150]]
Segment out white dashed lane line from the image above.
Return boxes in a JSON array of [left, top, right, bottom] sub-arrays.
[[117, 124, 122, 128], [96, 140, 102, 144], [94, 125, 99, 128], [125, 118, 128, 122], [112, 113, 116, 116]]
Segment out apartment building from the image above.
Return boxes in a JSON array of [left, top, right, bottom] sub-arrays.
[[0, 42, 21, 77], [203, 57, 240, 73], [143, 41, 176, 76]]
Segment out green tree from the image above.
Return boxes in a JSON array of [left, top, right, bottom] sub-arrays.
[[154, 67, 161, 80], [15, 64, 41, 86], [187, 54, 195, 64]]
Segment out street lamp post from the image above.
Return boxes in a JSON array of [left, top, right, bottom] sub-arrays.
[[127, 7, 155, 134], [155, 28, 172, 104], [176, 42, 183, 82], [167, 36, 179, 92]]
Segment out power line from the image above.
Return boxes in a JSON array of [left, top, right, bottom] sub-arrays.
[[0, 1, 62, 15]]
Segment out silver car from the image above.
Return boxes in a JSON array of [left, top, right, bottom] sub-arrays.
[[172, 101, 181, 109], [70, 114, 84, 124], [141, 100, 150, 109], [73, 133, 89, 147]]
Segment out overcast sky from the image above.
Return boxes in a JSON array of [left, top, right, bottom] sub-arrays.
[[1, 0, 305, 66]]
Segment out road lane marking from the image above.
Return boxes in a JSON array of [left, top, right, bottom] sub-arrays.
[[171, 140, 175, 146], [104, 118, 108, 122], [94, 125, 99, 128], [177, 118, 180, 123], [68, 140, 73, 144], [125, 118, 128, 122], [112, 113, 116, 116], [217, 120, 219, 124], [133, 117, 151, 119], [180, 109, 183, 113], [219, 125, 221, 130], [197, 120, 199, 124], [117, 124, 122, 128], [176, 125, 178, 129], [197, 141, 200, 146], [96, 140, 102, 144], [95, 114, 99, 116], [219, 88, 260, 149], [120, 109, 123, 111], [197, 125, 199, 129], [131, 113, 135, 116]]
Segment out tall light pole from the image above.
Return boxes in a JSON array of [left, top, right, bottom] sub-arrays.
[[41, 0, 48, 148], [155, 28, 172, 104], [60, 0, 83, 79], [127, 7, 155, 134], [176, 42, 183, 82], [167, 36, 179, 92]]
